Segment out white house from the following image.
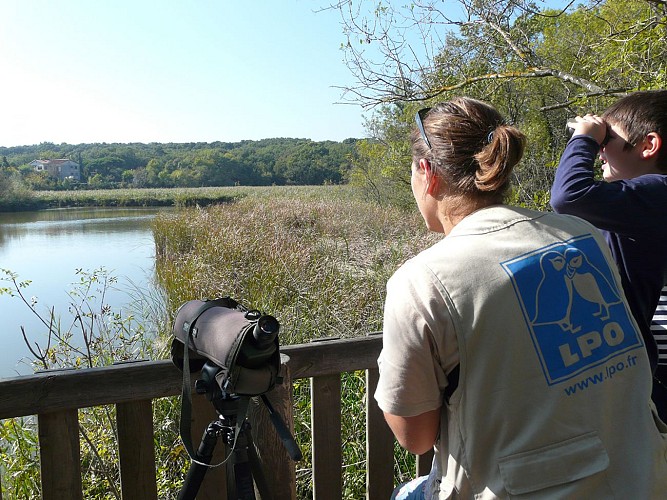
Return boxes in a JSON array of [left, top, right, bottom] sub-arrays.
[[29, 159, 81, 181]]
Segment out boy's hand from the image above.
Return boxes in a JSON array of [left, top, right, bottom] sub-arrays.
[[567, 114, 609, 145]]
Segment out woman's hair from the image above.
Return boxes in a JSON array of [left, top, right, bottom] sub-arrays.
[[412, 97, 526, 202], [602, 90, 667, 167]]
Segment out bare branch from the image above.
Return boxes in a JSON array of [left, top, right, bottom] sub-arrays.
[[327, 0, 664, 108], [539, 89, 630, 111]]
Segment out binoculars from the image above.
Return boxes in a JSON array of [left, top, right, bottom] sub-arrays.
[[566, 120, 612, 146]]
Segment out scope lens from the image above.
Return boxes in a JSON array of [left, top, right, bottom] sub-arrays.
[[259, 315, 279, 335], [251, 315, 279, 349]]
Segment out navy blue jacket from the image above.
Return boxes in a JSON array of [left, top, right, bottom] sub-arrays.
[[550, 135, 667, 370]]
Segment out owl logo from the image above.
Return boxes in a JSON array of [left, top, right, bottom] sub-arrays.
[[564, 247, 621, 321], [532, 251, 579, 333], [531, 247, 621, 330]]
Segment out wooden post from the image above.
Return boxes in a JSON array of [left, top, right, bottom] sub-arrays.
[[366, 367, 395, 499], [117, 399, 158, 499], [249, 354, 297, 499], [417, 450, 434, 476], [38, 409, 83, 500], [311, 373, 342, 500]]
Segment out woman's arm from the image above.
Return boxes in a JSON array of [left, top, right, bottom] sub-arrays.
[[384, 407, 441, 456]]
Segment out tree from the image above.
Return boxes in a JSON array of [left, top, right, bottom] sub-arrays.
[[327, 0, 666, 206], [0, 169, 34, 209], [329, 0, 665, 107]]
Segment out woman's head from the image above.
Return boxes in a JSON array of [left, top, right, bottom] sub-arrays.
[[412, 97, 526, 204]]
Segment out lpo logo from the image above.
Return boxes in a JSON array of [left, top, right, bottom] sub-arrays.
[[502, 235, 643, 384]]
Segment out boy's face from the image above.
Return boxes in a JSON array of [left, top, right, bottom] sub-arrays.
[[599, 123, 640, 181]]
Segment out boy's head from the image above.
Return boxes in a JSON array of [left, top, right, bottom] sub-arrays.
[[602, 90, 667, 169]]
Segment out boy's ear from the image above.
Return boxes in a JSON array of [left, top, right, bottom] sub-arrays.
[[641, 132, 662, 159]]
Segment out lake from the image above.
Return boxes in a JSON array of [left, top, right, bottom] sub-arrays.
[[0, 207, 167, 378]]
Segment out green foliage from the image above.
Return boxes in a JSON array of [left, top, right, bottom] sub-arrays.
[[0, 138, 359, 190], [0, 168, 35, 211], [347, 106, 416, 208], [340, 0, 667, 209], [0, 418, 40, 498]]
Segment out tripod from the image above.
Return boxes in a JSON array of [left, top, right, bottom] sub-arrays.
[[178, 367, 301, 499]]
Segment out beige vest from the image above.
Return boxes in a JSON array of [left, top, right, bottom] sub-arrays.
[[415, 207, 667, 498]]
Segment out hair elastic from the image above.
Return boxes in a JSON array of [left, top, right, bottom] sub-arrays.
[[487, 131, 494, 144]]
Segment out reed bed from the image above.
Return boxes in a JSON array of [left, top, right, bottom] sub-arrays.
[[32, 185, 363, 209], [33, 186, 243, 208], [152, 187, 441, 498]]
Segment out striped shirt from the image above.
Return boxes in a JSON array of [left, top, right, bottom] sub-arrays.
[[651, 286, 667, 366]]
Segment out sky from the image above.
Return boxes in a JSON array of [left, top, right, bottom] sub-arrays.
[[0, 1, 369, 147]]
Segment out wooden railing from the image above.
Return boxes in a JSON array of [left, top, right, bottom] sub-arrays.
[[0, 335, 433, 499]]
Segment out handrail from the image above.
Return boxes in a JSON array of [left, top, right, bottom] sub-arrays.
[[0, 335, 382, 419], [0, 335, 413, 499]]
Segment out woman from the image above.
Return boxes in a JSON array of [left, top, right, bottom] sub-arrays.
[[375, 98, 667, 499]]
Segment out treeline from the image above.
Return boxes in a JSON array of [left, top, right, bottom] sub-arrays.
[[0, 137, 359, 190]]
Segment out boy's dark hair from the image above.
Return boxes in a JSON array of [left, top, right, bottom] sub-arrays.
[[602, 90, 667, 166]]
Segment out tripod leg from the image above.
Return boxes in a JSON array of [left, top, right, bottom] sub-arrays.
[[228, 421, 257, 500], [178, 421, 223, 500]]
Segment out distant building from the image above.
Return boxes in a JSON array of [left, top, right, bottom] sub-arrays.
[[29, 159, 81, 181]]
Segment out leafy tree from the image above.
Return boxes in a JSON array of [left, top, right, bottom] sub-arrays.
[[0, 168, 34, 210], [328, 0, 666, 207]]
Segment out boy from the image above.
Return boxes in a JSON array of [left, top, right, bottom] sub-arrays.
[[550, 89, 667, 420]]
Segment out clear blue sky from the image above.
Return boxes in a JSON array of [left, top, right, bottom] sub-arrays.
[[0, 1, 368, 147]]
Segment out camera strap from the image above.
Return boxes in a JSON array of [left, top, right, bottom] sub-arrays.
[[178, 299, 247, 468]]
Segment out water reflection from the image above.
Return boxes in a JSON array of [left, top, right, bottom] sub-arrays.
[[0, 208, 158, 245]]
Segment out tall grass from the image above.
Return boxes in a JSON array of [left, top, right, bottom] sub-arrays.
[[152, 186, 441, 497]]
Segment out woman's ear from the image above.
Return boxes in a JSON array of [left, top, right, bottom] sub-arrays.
[[641, 132, 662, 159], [418, 158, 440, 195]]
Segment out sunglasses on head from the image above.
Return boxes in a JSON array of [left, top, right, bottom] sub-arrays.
[[415, 107, 432, 150]]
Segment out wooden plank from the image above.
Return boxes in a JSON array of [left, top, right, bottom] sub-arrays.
[[117, 399, 158, 500], [365, 368, 395, 499], [311, 374, 342, 500], [248, 354, 297, 499], [38, 409, 83, 500], [0, 360, 183, 419], [0, 336, 383, 420], [285, 336, 383, 379]]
